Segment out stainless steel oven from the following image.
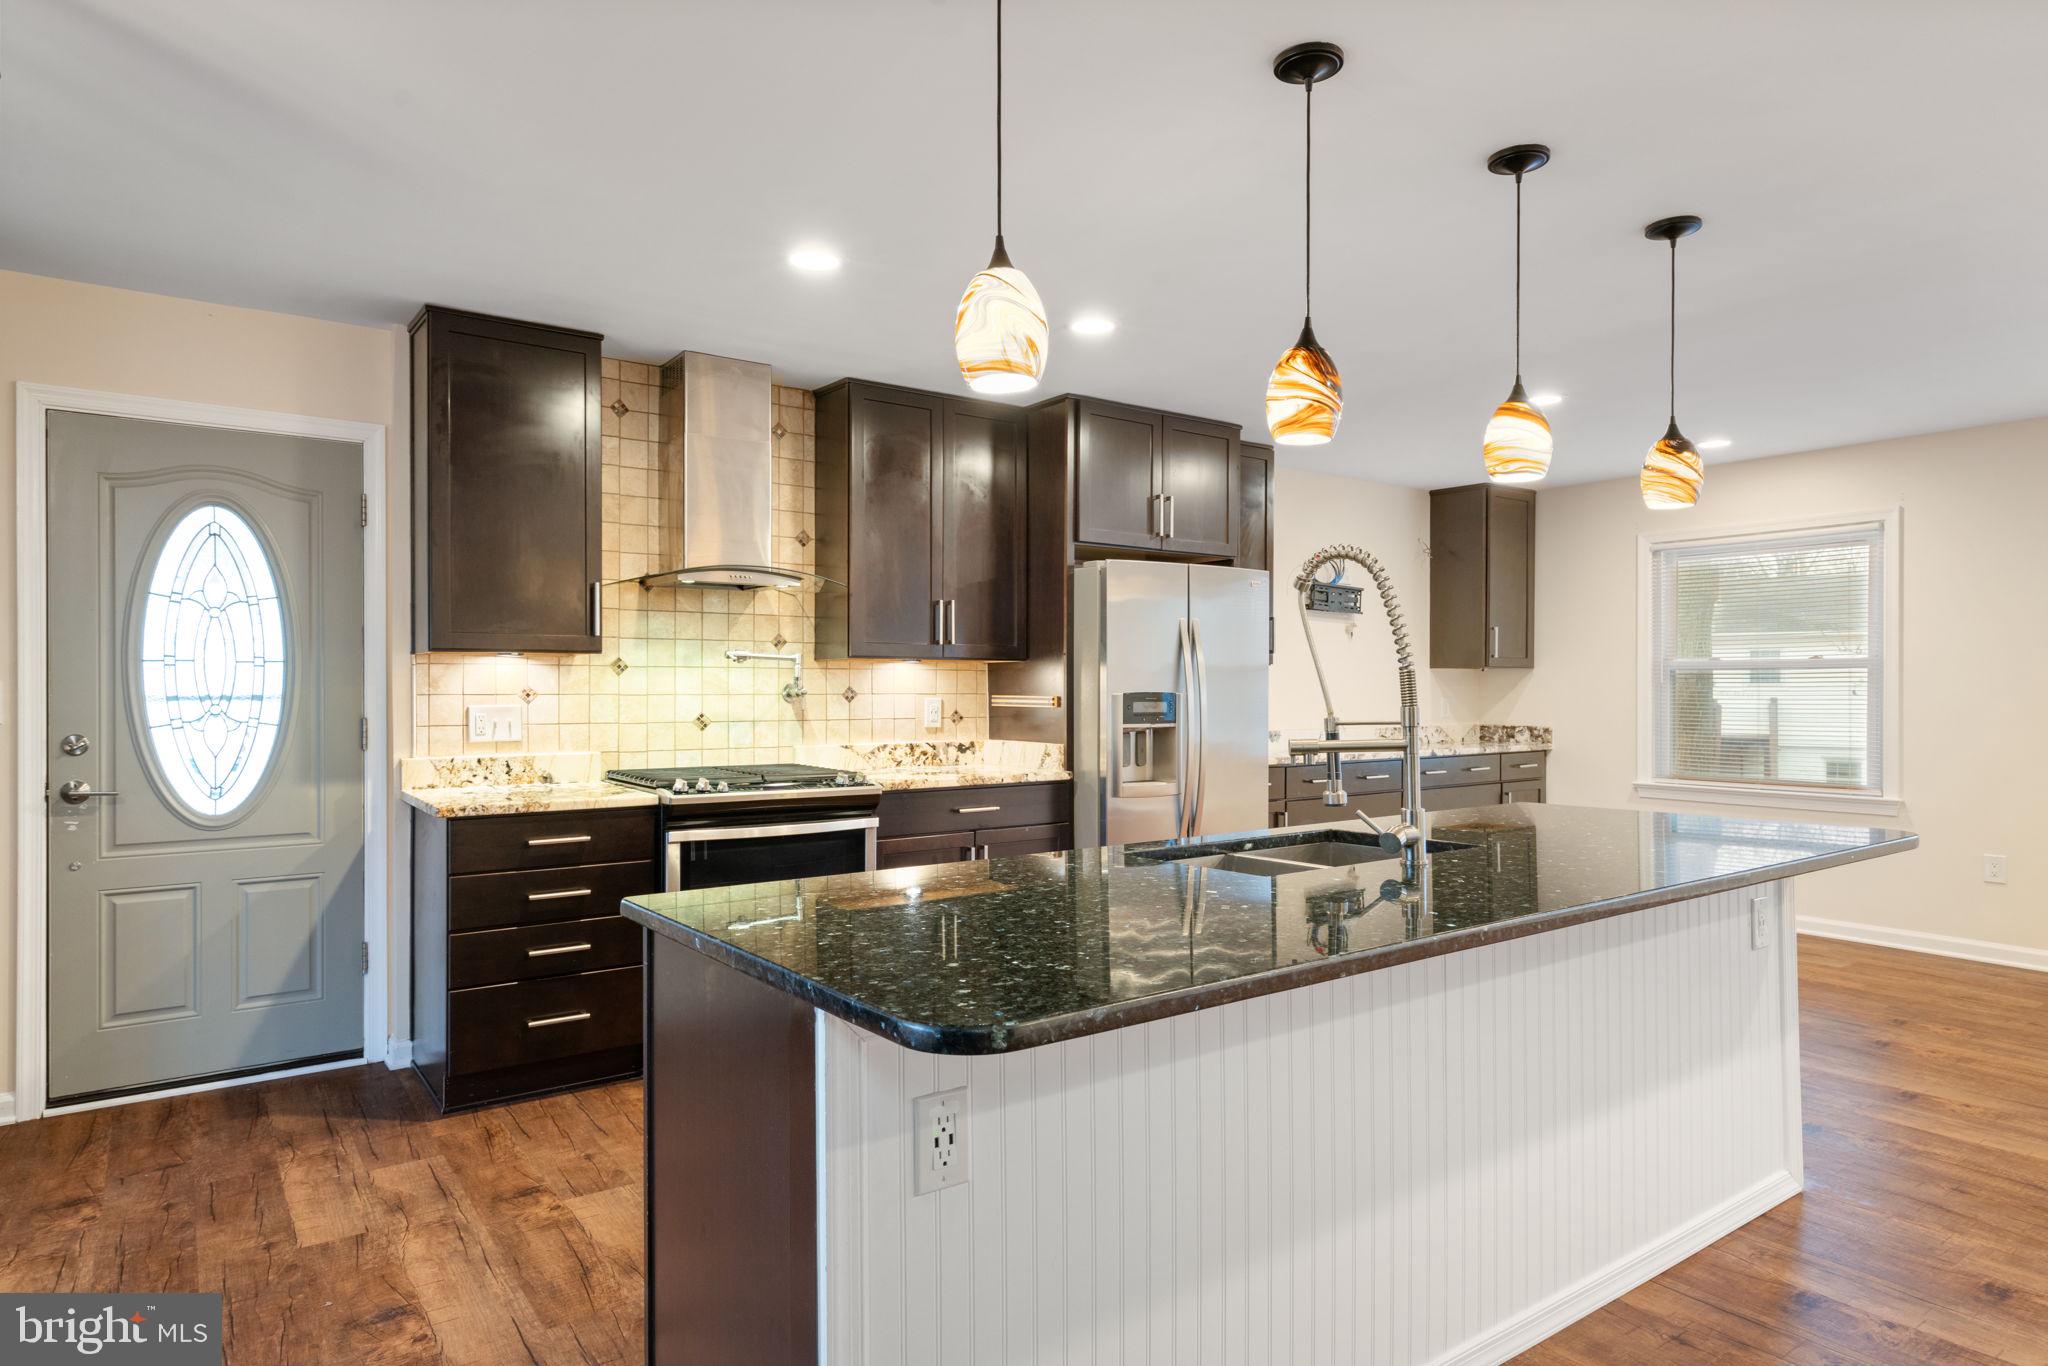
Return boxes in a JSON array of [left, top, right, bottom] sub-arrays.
[[664, 813, 879, 891]]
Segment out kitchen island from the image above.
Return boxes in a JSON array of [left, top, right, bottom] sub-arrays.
[[622, 803, 1915, 1366]]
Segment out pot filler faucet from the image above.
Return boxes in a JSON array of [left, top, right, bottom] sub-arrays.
[[1287, 544, 1426, 881]]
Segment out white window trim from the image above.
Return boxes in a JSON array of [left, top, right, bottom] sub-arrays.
[[1634, 508, 1903, 819]]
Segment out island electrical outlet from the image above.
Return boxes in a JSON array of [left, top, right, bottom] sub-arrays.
[[911, 1087, 967, 1196]]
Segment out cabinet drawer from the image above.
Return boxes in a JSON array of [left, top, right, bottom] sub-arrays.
[[877, 831, 977, 871], [1284, 759, 1404, 799], [1267, 767, 1285, 802], [876, 782, 1070, 839], [980, 822, 1071, 856], [449, 967, 642, 1076], [448, 914, 643, 990], [448, 859, 660, 932], [447, 807, 656, 875], [1502, 780, 1546, 805], [1499, 751, 1548, 781], [1422, 783, 1502, 812], [1416, 754, 1502, 789]]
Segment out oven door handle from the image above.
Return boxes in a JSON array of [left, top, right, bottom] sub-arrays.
[[667, 816, 881, 844]]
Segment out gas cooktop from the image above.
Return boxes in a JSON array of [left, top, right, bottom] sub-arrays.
[[606, 763, 874, 798]]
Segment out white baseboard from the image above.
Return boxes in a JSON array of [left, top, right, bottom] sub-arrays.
[[384, 1038, 414, 1069], [1799, 917, 2048, 974], [1431, 1172, 1802, 1366], [0, 1091, 15, 1126]]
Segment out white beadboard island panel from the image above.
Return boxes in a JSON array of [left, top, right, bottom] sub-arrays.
[[817, 882, 1801, 1366]]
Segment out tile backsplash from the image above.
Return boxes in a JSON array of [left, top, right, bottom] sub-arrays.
[[411, 363, 990, 769]]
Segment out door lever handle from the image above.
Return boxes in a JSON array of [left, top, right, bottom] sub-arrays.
[[56, 781, 120, 804]]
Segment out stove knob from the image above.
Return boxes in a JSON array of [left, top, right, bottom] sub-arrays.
[[714, 780, 730, 793], [671, 779, 686, 794], [833, 772, 851, 786], [695, 778, 712, 793]]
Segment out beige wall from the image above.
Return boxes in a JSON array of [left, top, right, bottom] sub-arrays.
[[410, 367, 989, 767], [1269, 467, 1526, 739], [0, 270, 405, 1100], [1509, 418, 2048, 956]]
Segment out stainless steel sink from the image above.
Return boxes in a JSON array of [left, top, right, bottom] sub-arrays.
[[1133, 831, 1468, 879]]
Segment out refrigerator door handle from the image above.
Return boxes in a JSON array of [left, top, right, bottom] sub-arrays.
[[1176, 617, 1195, 838], [1189, 616, 1209, 833]]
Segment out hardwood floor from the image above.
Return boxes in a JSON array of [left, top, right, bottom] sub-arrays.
[[1523, 936, 2048, 1365], [0, 936, 2043, 1363], [0, 1066, 646, 1364]]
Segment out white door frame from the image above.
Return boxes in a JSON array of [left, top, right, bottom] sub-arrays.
[[13, 382, 391, 1124]]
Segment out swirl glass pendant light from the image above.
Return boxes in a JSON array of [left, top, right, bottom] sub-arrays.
[[1264, 42, 1344, 445], [1640, 215, 1706, 509], [953, 0, 1047, 395], [1482, 144, 1554, 482]]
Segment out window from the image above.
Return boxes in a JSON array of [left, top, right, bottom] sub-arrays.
[[1639, 513, 1898, 813], [138, 503, 288, 818]]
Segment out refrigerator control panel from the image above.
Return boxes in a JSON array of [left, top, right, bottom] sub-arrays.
[[1121, 692, 1178, 725]]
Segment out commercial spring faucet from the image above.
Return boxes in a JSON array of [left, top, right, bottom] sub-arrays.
[[1285, 544, 1426, 881]]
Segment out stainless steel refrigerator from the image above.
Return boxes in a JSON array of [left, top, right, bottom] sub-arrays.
[[1072, 560, 1271, 847]]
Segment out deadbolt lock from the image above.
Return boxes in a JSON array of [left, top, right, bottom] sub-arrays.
[[60, 733, 89, 756]]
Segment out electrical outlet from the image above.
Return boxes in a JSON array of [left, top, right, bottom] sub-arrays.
[[911, 1086, 968, 1196], [1984, 854, 2008, 885], [921, 696, 944, 730], [465, 704, 524, 742], [1750, 894, 1774, 951]]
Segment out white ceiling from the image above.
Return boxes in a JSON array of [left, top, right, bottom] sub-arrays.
[[6, 0, 2045, 487]]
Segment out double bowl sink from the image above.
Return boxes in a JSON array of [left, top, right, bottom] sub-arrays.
[[1128, 828, 1469, 880]]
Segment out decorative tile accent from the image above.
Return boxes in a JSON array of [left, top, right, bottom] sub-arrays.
[[950, 709, 964, 724], [520, 687, 537, 703], [773, 420, 788, 439], [772, 632, 787, 649], [843, 686, 858, 703], [611, 657, 629, 675], [796, 528, 811, 548], [610, 398, 630, 418], [694, 713, 710, 731]]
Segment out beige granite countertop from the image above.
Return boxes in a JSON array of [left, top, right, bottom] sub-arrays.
[[400, 782, 659, 818], [868, 768, 1073, 793]]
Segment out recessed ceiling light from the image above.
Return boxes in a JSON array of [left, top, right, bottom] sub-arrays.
[[1070, 314, 1116, 336], [1698, 437, 1733, 450], [786, 246, 842, 273], [1529, 390, 1563, 407]]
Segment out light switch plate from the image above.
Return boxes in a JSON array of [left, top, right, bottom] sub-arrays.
[[466, 704, 524, 742], [1984, 854, 2008, 885]]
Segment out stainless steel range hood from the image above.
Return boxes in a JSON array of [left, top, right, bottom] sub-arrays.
[[637, 350, 823, 591]]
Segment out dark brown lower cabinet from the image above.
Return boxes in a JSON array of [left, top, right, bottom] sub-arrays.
[[1502, 780, 1546, 804], [1270, 752, 1549, 824], [875, 781, 1072, 868], [412, 804, 658, 1111]]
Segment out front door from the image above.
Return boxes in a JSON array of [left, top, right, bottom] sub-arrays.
[[45, 411, 365, 1105]]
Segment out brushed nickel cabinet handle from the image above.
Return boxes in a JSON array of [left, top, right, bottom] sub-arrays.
[[1423, 768, 1450, 776], [1512, 762, 1539, 770], [934, 599, 943, 645], [590, 580, 603, 638], [527, 1011, 592, 1029], [1490, 625, 1500, 658], [527, 942, 593, 958], [526, 834, 592, 847], [954, 805, 1002, 814], [526, 887, 592, 902], [1469, 766, 1493, 773]]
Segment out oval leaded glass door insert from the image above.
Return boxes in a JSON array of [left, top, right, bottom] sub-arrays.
[[137, 503, 288, 818]]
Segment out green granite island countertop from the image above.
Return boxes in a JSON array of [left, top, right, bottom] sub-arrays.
[[619, 802, 1916, 1055]]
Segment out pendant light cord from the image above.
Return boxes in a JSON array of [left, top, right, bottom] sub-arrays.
[[1513, 172, 1523, 380], [1304, 80, 1313, 319], [995, 0, 1004, 237], [1668, 239, 1678, 422]]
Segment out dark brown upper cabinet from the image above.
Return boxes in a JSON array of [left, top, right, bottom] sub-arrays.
[[1236, 440, 1274, 574], [1062, 398, 1238, 556], [1237, 440, 1276, 662], [814, 380, 1026, 662], [410, 305, 603, 653], [1429, 483, 1535, 669]]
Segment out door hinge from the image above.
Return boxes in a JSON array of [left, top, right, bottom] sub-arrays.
[[360, 493, 369, 529], [360, 716, 369, 751], [360, 941, 370, 974]]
